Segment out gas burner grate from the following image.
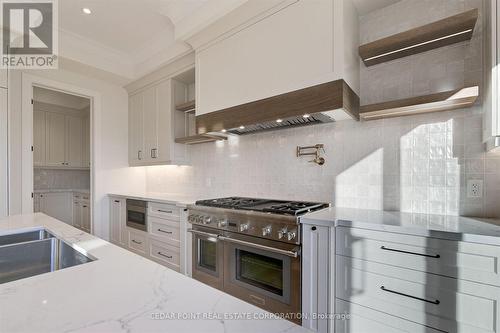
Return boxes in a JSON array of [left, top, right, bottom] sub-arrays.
[[195, 197, 329, 216]]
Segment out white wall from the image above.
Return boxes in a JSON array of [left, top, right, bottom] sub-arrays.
[[8, 66, 146, 239], [144, 0, 500, 218]]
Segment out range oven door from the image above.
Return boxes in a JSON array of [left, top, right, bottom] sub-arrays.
[[221, 232, 301, 323], [190, 226, 224, 290]]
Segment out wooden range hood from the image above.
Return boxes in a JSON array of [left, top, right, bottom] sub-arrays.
[[196, 79, 360, 135]]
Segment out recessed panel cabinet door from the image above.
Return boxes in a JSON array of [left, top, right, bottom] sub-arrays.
[[82, 116, 90, 167], [155, 80, 172, 163], [81, 203, 90, 232], [72, 201, 81, 228], [45, 112, 66, 167], [142, 85, 157, 163], [40, 192, 72, 224], [33, 111, 46, 167], [66, 115, 83, 167], [129, 93, 144, 165], [110, 198, 123, 245]]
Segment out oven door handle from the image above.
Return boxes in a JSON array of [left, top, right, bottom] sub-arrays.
[[187, 229, 220, 241], [218, 236, 299, 258]]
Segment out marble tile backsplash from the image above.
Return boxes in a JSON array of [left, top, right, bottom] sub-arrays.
[[34, 169, 90, 191], [145, 0, 500, 218], [146, 107, 500, 217]]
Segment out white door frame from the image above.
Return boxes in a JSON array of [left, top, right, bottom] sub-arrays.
[[21, 72, 100, 234]]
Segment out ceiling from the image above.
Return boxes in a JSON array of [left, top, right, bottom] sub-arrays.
[[352, 0, 402, 16], [57, 0, 403, 83]]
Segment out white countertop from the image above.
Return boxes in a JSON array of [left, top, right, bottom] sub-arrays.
[[108, 192, 204, 207], [0, 213, 310, 333], [302, 207, 500, 246], [35, 189, 90, 194]]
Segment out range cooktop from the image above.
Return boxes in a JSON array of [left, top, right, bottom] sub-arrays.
[[195, 197, 329, 216]]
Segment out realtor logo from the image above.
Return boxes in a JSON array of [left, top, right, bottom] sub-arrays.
[[1, 0, 58, 68]]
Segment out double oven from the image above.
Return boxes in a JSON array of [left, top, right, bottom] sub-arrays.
[[190, 224, 301, 322]]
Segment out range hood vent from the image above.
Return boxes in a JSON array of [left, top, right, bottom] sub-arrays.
[[227, 113, 334, 135], [196, 79, 359, 135]]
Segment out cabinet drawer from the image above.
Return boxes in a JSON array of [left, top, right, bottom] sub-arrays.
[[336, 227, 500, 286], [149, 217, 180, 246], [149, 240, 180, 272], [335, 299, 442, 333], [128, 230, 147, 254], [336, 256, 500, 333], [148, 202, 180, 220]]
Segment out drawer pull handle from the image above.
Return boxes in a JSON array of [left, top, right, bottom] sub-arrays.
[[132, 240, 142, 245], [157, 228, 172, 234], [157, 209, 173, 214], [380, 246, 440, 258], [157, 252, 172, 259], [380, 286, 440, 305], [114, 200, 120, 203]]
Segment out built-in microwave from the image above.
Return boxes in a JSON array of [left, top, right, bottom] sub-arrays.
[[126, 199, 147, 232]]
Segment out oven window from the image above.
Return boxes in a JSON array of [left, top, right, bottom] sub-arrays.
[[198, 239, 217, 272], [127, 210, 145, 225], [236, 250, 283, 296]]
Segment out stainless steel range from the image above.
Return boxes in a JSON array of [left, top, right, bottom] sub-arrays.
[[187, 197, 329, 324]]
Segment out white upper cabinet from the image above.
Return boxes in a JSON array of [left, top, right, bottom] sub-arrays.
[[129, 93, 144, 164], [45, 112, 67, 167], [66, 116, 84, 167], [485, 0, 500, 150], [195, 0, 359, 116], [33, 110, 46, 167], [83, 116, 90, 167], [34, 104, 90, 169], [128, 78, 187, 166]]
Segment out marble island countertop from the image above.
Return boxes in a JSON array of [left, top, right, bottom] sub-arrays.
[[302, 207, 500, 246], [0, 213, 310, 333]]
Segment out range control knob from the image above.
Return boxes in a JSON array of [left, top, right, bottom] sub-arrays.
[[278, 228, 288, 240], [262, 225, 272, 237], [217, 219, 228, 228], [239, 223, 249, 232], [287, 229, 297, 241], [188, 215, 198, 223], [202, 216, 212, 225]]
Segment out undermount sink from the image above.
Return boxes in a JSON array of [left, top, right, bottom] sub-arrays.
[[0, 229, 95, 284]]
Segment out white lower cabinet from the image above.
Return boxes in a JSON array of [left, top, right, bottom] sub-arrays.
[[108, 196, 188, 275], [128, 229, 148, 255], [335, 299, 441, 333], [73, 192, 91, 232], [39, 192, 72, 224], [301, 223, 331, 333], [336, 256, 500, 333], [301, 224, 500, 333], [35, 191, 91, 232], [110, 197, 126, 246], [149, 239, 180, 271]]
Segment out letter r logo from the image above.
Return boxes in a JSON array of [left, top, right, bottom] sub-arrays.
[[3, 2, 53, 55]]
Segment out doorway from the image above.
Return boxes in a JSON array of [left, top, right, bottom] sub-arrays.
[[32, 86, 92, 233]]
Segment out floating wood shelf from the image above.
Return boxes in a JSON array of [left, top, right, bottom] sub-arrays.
[[359, 86, 479, 120], [176, 100, 195, 112], [359, 9, 478, 66], [174, 134, 227, 145]]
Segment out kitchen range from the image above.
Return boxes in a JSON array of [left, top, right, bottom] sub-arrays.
[[187, 197, 330, 323]]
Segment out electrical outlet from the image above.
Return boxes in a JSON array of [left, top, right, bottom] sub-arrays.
[[467, 179, 483, 198]]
